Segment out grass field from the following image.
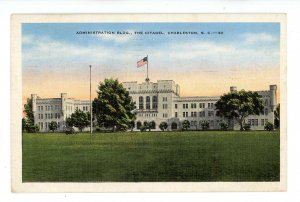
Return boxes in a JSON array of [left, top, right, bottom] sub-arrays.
[[22, 131, 280, 182]]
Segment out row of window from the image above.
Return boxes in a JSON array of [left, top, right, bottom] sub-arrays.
[[38, 113, 61, 120], [178, 102, 215, 109], [247, 119, 269, 126], [66, 106, 73, 111], [190, 120, 216, 127], [75, 106, 90, 111], [38, 105, 90, 112], [139, 96, 158, 110], [176, 111, 215, 118], [38, 121, 61, 130], [138, 113, 158, 117], [38, 105, 61, 111]]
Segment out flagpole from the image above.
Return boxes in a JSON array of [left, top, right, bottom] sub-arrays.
[[146, 55, 149, 82], [89, 65, 92, 134]]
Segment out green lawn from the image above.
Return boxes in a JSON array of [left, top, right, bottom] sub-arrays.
[[22, 131, 280, 182]]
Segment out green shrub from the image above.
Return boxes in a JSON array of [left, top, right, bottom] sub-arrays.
[[201, 121, 210, 131], [140, 125, 147, 132], [159, 122, 168, 131], [49, 121, 58, 132], [243, 124, 251, 131], [264, 121, 274, 131], [182, 120, 190, 131], [219, 121, 228, 131]]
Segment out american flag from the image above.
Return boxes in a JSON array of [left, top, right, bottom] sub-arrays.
[[137, 56, 148, 68]]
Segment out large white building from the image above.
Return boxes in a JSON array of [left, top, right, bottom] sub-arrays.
[[31, 93, 91, 132], [30, 80, 277, 132], [122, 80, 277, 131]]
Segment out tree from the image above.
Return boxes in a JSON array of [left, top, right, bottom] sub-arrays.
[[274, 104, 280, 129], [143, 121, 150, 131], [23, 98, 39, 133], [182, 120, 190, 131], [143, 121, 156, 131], [22, 118, 26, 132], [24, 98, 34, 124], [215, 90, 264, 131], [219, 121, 228, 131], [66, 116, 74, 127], [150, 121, 156, 130], [67, 109, 90, 132], [129, 120, 135, 132], [243, 123, 251, 131], [201, 121, 210, 131], [159, 122, 168, 131], [93, 78, 136, 131], [264, 121, 274, 131], [139, 125, 147, 132], [49, 121, 58, 132]]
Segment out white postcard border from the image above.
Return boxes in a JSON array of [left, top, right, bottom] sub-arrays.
[[11, 13, 287, 192]]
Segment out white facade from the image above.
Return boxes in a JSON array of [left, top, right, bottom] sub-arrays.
[[31, 93, 90, 132], [122, 80, 277, 131], [31, 80, 277, 132]]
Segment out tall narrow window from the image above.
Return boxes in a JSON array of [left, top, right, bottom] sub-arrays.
[[265, 108, 269, 115], [146, 96, 150, 109], [265, 99, 268, 106], [152, 96, 158, 109], [139, 96, 144, 109]]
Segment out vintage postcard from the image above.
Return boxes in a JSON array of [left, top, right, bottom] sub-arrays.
[[11, 14, 286, 192]]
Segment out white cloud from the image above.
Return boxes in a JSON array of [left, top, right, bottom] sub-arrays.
[[23, 35, 120, 65], [22, 34, 34, 45], [22, 34, 279, 74], [242, 32, 276, 45], [146, 40, 278, 70]]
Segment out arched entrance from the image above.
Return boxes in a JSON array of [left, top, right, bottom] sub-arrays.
[[171, 122, 178, 130]]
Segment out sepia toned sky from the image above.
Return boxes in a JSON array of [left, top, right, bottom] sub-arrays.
[[22, 22, 280, 104]]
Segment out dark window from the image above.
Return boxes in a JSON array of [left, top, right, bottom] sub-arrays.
[[146, 96, 150, 109], [137, 121, 142, 129], [152, 96, 158, 109], [150, 121, 156, 129], [139, 96, 144, 109], [171, 122, 177, 130]]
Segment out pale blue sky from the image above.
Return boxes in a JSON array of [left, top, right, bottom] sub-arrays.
[[22, 22, 280, 98], [22, 23, 280, 72]]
